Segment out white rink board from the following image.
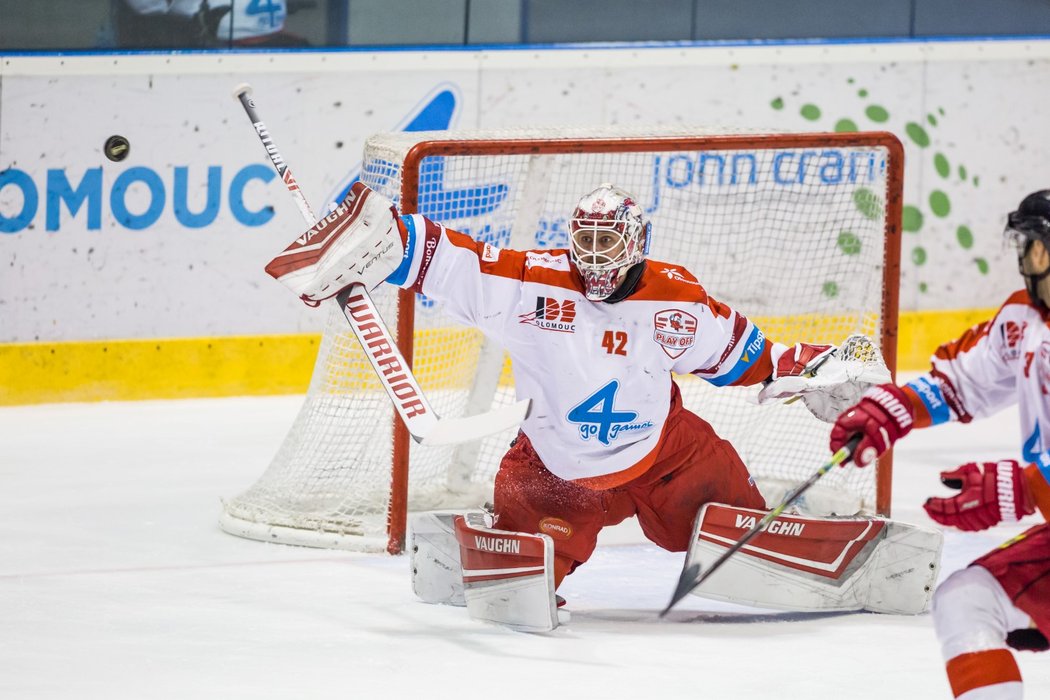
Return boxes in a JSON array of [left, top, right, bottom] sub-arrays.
[[2, 40, 1050, 342]]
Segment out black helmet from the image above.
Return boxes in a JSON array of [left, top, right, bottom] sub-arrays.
[[1006, 190, 1050, 243], [1005, 190, 1050, 309]]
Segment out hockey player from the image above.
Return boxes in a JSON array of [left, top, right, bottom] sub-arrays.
[[830, 190, 1050, 699], [267, 180, 932, 630]]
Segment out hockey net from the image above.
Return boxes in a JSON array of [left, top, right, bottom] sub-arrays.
[[220, 126, 902, 554]]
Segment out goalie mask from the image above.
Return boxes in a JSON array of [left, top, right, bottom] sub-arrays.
[[568, 184, 651, 301], [1004, 189, 1050, 310]]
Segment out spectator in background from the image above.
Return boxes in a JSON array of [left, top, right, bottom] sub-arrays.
[[111, 0, 309, 49]]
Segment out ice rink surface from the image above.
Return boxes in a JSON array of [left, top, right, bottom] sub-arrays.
[[3, 392, 1049, 699]]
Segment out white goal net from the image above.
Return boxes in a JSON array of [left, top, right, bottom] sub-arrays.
[[220, 126, 903, 553]]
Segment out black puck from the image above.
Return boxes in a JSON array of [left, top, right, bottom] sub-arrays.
[[104, 135, 130, 162]]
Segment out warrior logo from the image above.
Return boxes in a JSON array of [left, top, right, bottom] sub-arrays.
[[654, 308, 698, 358], [519, 297, 577, 333]]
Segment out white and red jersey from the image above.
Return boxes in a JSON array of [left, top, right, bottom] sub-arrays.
[[902, 290, 1050, 483], [390, 214, 775, 489]]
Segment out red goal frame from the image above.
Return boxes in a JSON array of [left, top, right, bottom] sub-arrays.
[[383, 131, 904, 554]]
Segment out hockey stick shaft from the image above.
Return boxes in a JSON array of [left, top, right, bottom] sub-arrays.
[[660, 434, 862, 617], [232, 83, 441, 441], [234, 85, 317, 223]]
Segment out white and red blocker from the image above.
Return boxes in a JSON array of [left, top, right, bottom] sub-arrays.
[[686, 504, 942, 614]]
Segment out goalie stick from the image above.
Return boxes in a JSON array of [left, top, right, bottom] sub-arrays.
[[660, 435, 862, 617], [232, 83, 530, 446]]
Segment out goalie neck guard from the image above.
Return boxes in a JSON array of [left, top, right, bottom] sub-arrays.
[[568, 184, 651, 301]]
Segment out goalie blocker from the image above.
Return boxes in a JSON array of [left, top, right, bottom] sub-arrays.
[[411, 505, 940, 629], [685, 504, 943, 614]]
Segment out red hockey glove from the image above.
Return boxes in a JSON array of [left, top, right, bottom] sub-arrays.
[[829, 384, 914, 467], [923, 461, 1036, 532]]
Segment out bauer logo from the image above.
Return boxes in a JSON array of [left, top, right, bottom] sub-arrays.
[[653, 309, 698, 359], [519, 297, 577, 333]]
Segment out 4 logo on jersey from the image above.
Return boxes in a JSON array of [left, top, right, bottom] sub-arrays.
[[567, 380, 654, 445], [519, 296, 577, 333]]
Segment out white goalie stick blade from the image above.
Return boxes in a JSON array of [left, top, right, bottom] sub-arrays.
[[417, 401, 532, 446], [683, 504, 942, 615], [336, 286, 531, 446], [454, 512, 562, 632]]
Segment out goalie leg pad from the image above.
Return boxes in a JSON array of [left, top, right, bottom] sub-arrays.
[[265, 182, 405, 304], [455, 512, 562, 632], [409, 510, 475, 606], [685, 503, 943, 614]]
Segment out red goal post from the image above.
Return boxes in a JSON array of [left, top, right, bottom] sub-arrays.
[[220, 127, 903, 555]]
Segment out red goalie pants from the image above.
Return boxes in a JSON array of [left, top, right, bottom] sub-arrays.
[[492, 395, 765, 588], [973, 522, 1050, 637]]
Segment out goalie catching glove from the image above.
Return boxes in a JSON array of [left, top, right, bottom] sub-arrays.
[[757, 334, 892, 422], [265, 182, 406, 305], [923, 460, 1036, 531]]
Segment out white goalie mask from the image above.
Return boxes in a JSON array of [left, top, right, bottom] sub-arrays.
[[568, 184, 651, 301]]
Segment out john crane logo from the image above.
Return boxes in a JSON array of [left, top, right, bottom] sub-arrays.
[[519, 296, 577, 333]]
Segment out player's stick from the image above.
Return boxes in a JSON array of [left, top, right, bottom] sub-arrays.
[[660, 435, 862, 617], [232, 83, 530, 446]]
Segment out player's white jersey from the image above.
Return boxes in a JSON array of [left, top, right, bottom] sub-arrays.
[[903, 290, 1050, 478], [390, 214, 773, 488]]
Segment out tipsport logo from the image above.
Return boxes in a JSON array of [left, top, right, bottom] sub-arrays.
[[518, 296, 577, 333]]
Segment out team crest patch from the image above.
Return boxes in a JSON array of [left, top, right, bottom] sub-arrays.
[[653, 309, 698, 358]]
